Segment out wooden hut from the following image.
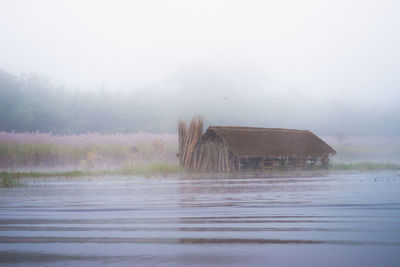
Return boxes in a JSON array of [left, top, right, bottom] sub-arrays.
[[178, 118, 336, 171]]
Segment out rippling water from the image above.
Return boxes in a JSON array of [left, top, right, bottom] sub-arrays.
[[1, 171, 400, 266]]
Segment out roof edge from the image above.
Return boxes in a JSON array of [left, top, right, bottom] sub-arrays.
[[206, 126, 337, 156], [208, 126, 309, 132]]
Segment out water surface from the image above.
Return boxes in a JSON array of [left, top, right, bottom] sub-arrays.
[[1, 171, 400, 266]]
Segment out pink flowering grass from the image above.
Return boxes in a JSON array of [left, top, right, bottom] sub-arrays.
[[321, 136, 400, 163], [0, 131, 178, 170], [0, 131, 177, 146]]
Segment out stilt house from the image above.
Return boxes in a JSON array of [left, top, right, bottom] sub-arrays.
[[178, 119, 336, 171]]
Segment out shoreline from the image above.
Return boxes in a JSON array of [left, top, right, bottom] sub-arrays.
[[1, 161, 399, 186]]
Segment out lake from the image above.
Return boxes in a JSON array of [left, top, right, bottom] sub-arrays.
[[1, 171, 400, 266]]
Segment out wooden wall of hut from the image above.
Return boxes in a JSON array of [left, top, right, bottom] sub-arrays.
[[192, 139, 236, 172]]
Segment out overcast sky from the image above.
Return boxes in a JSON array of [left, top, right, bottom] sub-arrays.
[[1, 0, 400, 108]]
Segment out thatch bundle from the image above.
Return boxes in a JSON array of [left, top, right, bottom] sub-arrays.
[[178, 118, 203, 169], [178, 118, 235, 172]]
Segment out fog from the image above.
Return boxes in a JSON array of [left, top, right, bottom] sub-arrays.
[[0, 0, 399, 135]]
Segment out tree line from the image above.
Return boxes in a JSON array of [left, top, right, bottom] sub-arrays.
[[0, 70, 177, 133]]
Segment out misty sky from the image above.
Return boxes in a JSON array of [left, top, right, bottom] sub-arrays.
[[1, 0, 400, 135]]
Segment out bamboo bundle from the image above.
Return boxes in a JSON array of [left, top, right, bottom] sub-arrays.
[[178, 120, 186, 166], [185, 119, 202, 168], [178, 117, 203, 170], [178, 117, 235, 172]]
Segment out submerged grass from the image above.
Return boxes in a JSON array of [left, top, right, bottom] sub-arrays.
[[121, 162, 183, 177], [0, 162, 183, 182], [0, 172, 20, 187], [1, 161, 399, 185]]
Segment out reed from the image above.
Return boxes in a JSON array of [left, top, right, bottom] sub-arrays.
[[330, 162, 400, 170]]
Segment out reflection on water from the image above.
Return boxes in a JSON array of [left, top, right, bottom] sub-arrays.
[[1, 171, 400, 266]]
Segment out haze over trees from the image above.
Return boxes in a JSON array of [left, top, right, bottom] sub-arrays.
[[0, 68, 399, 136]]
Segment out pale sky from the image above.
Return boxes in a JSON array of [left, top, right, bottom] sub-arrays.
[[1, 0, 400, 107]]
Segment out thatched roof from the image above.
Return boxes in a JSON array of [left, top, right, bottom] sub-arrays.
[[204, 126, 336, 158]]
